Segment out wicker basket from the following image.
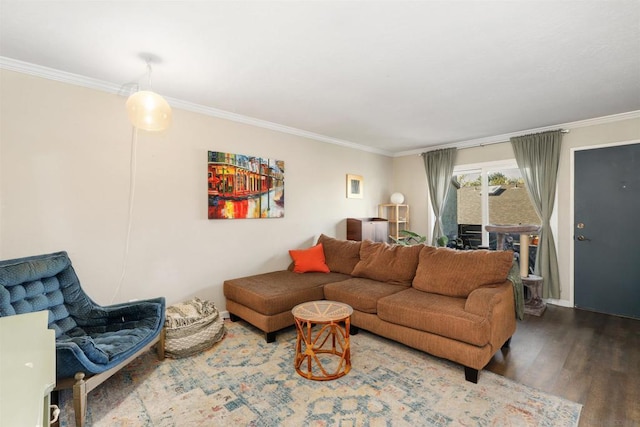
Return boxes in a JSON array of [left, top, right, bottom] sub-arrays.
[[164, 297, 225, 358]]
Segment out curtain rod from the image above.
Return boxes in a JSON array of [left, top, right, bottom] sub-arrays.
[[477, 128, 570, 148], [420, 128, 571, 155]]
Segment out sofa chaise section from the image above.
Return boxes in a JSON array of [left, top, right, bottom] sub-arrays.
[[224, 270, 351, 342]]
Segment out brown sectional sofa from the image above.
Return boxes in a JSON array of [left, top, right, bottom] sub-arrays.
[[224, 234, 517, 383]]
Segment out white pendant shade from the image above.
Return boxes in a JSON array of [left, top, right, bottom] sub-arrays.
[[126, 90, 172, 131]]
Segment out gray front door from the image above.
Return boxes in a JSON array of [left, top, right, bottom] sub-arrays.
[[574, 142, 640, 319]]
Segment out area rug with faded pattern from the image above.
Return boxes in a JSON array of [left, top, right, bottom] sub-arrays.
[[58, 321, 581, 426]]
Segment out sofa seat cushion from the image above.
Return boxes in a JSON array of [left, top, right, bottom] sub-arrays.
[[224, 270, 351, 316], [317, 234, 362, 275], [377, 288, 491, 347], [323, 278, 407, 314], [412, 247, 514, 297], [351, 240, 424, 286]]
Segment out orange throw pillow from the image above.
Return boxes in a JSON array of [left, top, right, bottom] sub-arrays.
[[289, 243, 330, 273]]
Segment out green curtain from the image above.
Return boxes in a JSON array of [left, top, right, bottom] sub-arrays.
[[422, 148, 456, 246], [511, 130, 562, 299]]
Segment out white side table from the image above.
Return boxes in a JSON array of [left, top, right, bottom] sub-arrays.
[[0, 311, 56, 427]]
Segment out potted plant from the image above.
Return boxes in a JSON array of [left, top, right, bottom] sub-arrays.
[[390, 230, 448, 247], [390, 230, 426, 246]]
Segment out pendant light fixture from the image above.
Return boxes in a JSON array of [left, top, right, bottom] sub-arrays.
[[126, 60, 172, 131]]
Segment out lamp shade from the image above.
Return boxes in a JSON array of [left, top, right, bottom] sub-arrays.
[[126, 90, 172, 131]]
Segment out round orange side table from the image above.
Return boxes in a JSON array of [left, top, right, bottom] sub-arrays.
[[291, 300, 353, 381]]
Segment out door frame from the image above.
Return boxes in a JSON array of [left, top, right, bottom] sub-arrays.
[[569, 138, 640, 308]]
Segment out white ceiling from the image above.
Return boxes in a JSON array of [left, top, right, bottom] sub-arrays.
[[1, 1, 639, 155]]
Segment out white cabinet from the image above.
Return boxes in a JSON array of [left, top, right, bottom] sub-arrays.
[[0, 311, 56, 427]]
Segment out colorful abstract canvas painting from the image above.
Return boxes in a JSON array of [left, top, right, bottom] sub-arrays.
[[208, 151, 285, 219]]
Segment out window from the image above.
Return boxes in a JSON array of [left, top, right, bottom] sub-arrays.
[[442, 160, 541, 249]]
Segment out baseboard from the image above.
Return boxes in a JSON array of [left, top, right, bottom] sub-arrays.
[[545, 298, 573, 308], [220, 310, 230, 319]]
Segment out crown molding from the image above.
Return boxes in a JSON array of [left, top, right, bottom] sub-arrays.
[[0, 56, 393, 157], [0, 56, 124, 94], [3, 56, 636, 159], [166, 97, 393, 156], [395, 110, 640, 157]]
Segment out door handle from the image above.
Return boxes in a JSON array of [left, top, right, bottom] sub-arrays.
[[576, 235, 591, 241]]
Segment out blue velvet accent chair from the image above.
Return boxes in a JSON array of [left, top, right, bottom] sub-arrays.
[[0, 251, 166, 427]]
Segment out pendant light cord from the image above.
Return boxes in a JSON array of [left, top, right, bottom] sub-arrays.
[[111, 126, 138, 303], [147, 61, 153, 88]]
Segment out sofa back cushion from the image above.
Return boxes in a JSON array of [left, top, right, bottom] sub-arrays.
[[412, 247, 514, 297], [351, 240, 423, 286], [317, 234, 362, 275]]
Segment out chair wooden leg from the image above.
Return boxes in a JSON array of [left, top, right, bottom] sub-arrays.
[[157, 328, 166, 359], [73, 372, 87, 427]]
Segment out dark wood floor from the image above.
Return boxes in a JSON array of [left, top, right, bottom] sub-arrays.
[[485, 304, 640, 427]]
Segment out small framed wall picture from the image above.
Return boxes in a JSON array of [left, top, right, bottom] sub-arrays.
[[346, 174, 363, 199]]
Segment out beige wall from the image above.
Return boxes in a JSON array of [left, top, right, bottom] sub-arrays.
[[0, 70, 393, 307], [393, 117, 640, 306], [3, 69, 638, 310]]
